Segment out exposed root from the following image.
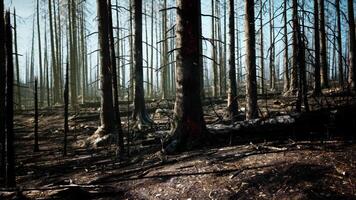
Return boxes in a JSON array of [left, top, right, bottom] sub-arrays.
[[86, 126, 117, 148]]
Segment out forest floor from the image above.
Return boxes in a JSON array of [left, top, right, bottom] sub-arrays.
[[1, 90, 356, 199]]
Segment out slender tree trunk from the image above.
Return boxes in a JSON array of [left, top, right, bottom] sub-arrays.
[[259, 0, 265, 95], [170, 0, 206, 151], [245, 0, 258, 120], [283, 0, 289, 93], [97, 0, 115, 132], [0, 0, 6, 183], [5, 11, 16, 188], [348, 0, 356, 90], [211, 0, 218, 97], [36, 0, 43, 107], [150, 0, 154, 98], [269, 0, 276, 91], [161, 0, 168, 99], [108, 0, 124, 152], [226, 0, 238, 119], [314, 0, 322, 95], [64, 62, 69, 156], [13, 9, 21, 109], [49, 0, 59, 104], [290, 0, 299, 94], [34, 78, 39, 152], [319, 0, 328, 88], [133, 0, 151, 126]]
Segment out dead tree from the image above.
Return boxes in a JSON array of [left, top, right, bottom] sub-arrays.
[[348, 0, 356, 90], [169, 0, 207, 151], [290, 0, 299, 94], [5, 11, 16, 188], [132, 0, 152, 127], [226, 0, 238, 119], [97, 0, 115, 133], [245, 0, 258, 119], [108, 0, 124, 152], [313, 0, 322, 95], [319, 0, 328, 88], [34, 78, 39, 152], [336, 0, 343, 86], [64, 62, 69, 156], [0, 0, 6, 183], [283, 0, 290, 93]]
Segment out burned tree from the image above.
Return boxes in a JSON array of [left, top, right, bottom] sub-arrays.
[[226, 0, 238, 119], [169, 0, 207, 151], [245, 0, 258, 120], [348, 0, 356, 90], [319, 0, 328, 88], [132, 0, 152, 127], [313, 0, 322, 95], [5, 11, 16, 188], [0, 0, 5, 183]]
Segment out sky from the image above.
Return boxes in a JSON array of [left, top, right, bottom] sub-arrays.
[[3, 0, 355, 92]]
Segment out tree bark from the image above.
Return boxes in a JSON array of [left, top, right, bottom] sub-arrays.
[[336, 0, 343, 86], [97, 0, 115, 132], [226, 0, 238, 119], [290, 0, 299, 94], [348, 0, 356, 90], [5, 11, 16, 188], [245, 0, 258, 120], [0, 0, 6, 183], [313, 0, 322, 95], [283, 0, 289, 93], [170, 0, 207, 151], [34, 78, 39, 152], [319, 0, 328, 88], [133, 0, 151, 127]]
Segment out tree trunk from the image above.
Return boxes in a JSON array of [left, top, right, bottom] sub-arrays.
[[170, 0, 207, 151], [211, 0, 218, 97], [13, 9, 21, 109], [34, 78, 39, 152], [49, 0, 59, 104], [97, 0, 115, 132], [259, 0, 265, 95], [290, 0, 299, 94], [133, 0, 151, 127], [0, 0, 6, 183], [108, 0, 124, 152], [269, 0, 276, 91], [319, 0, 328, 88], [245, 0, 258, 120], [5, 11, 16, 188], [36, 0, 43, 107], [335, 0, 343, 86], [226, 0, 238, 119], [64, 62, 69, 156], [348, 0, 356, 90], [283, 0, 290, 93], [313, 0, 322, 95]]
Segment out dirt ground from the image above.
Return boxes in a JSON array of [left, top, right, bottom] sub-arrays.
[[1, 95, 356, 200]]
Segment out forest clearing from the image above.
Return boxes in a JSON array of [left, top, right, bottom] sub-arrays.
[[1, 0, 356, 199]]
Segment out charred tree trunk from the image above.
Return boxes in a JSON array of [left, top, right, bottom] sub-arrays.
[[0, 0, 6, 183], [290, 0, 299, 94], [313, 0, 322, 95], [132, 0, 151, 127], [348, 0, 356, 90], [36, 0, 43, 107], [169, 0, 207, 151], [283, 0, 290, 93], [13, 9, 21, 109], [245, 0, 258, 120], [5, 11, 16, 188], [259, 0, 265, 95], [97, 0, 115, 133], [336, 0, 343, 86], [226, 0, 238, 119], [34, 78, 39, 152], [108, 0, 124, 151], [64, 62, 69, 156], [319, 0, 328, 88]]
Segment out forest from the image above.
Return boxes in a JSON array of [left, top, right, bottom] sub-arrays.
[[0, 0, 355, 199]]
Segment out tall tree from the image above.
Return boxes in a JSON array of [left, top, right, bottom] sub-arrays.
[[245, 0, 258, 119], [108, 0, 124, 152], [269, 0, 276, 91], [259, 0, 265, 94], [36, 0, 43, 107], [170, 0, 207, 150], [13, 9, 21, 109], [348, 0, 356, 90], [290, 0, 299, 94], [132, 0, 151, 127], [319, 0, 328, 88], [97, 0, 115, 133], [49, 0, 60, 104], [226, 0, 238, 119], [336, 0, 343, 86], [283, 0, 289, 93], [0, 0, 6, 183], [313, 0, 321, 95], [5, 11, 16, 188]]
